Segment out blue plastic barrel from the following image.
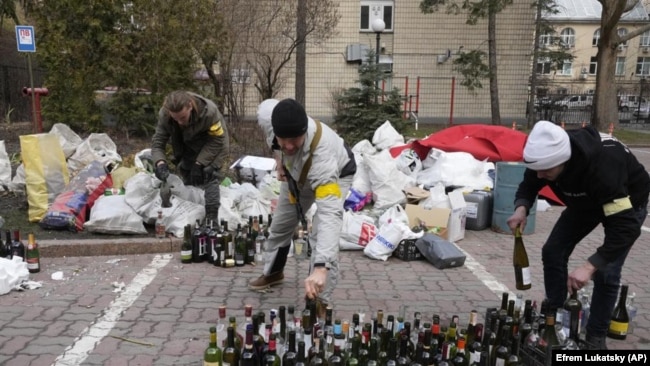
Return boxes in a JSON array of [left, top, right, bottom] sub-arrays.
[[491, 162, 536, 235]]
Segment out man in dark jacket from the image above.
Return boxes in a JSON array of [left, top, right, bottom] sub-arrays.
[[507, 120, 650, 349], [151, 91, 229, 222]]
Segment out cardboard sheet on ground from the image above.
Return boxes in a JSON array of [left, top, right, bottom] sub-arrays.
[[389, 124, 563, 205]]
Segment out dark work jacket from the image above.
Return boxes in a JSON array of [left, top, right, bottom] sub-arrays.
[[151, 92, 229, 170], [514, 125, 650, 269]]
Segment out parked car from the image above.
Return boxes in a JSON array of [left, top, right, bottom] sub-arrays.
[[618, 95, 648, 112], [632, 104, 650, 118], [555, 95, 593, 110]]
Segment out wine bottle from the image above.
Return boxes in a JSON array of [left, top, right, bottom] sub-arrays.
[[222, 326, 241, 366], [467, 323, 482, 365], [563, 292, 582, 341], [234, 224, 246, 267], [296, 341, 307, 366], [506, 333, 523, 366], [0, 230, 6, 259], [241, 324, 260, 366], [328, 345, 344, 366], [181, 224, 193, 264], [11, 230, 25, 262], [513, 226, 531, 290], [4, 230, 12, 259], [203, 326, 222, 366], [192, 219, 204, 263], [266, 334, 281, 366], [25, 233, 40, 273], [155, 210, 166, 239], [493, 325, 510, 366], [452, 337, 469, 366], [396, 334, 410, 366], [284, 330, 298, 366], [536, 314, 560, 352], [627, 292, 637, 335], [607, 284, 630, 340], [209, 221, 221, 266], [246, 217, 256, 265]]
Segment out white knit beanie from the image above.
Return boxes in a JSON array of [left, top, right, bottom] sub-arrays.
[[523, 120, 571, 170]]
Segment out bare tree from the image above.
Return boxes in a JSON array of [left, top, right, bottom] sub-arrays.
[[239, 0, 339, 101], [593, 0, 650, 130]]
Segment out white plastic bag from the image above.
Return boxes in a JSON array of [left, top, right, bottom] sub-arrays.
[[340, 211, 377, 250], [67, 133, 122, 176], [49, 123, 83, 158], [85, 195, 147, 234], [372, 120, 405, 150], [0, 141, 11, 189], [395, 149, 423, 177], [364, 150, 414, 210], [377, 204, 409, 228], [0, 258, 29, 295], [363, 220, 425, 261]]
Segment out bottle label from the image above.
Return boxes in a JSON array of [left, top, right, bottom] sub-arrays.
[[181, 250, 192, 261], [222, 362, 231, 366], [609, 320, 628, 335], [27, 260, 39, 270], [521, 266, 531, 285], [204, 362, 219, 366]]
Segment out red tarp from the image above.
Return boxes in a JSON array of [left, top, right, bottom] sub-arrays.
[[389, 124, 563, 205]]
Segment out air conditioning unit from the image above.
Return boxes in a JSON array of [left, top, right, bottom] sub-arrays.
[[643, 47, 649, 54], [579, 73, 587, 80]]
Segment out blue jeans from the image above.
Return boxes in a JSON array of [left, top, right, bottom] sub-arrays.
[[541, 204, 647, 337]]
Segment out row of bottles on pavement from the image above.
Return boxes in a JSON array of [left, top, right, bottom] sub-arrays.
[[178, 214, 277, 267], [0, 229, 41, 273], [203, 289, 637, 366]]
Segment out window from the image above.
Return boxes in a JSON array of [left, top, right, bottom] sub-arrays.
[[539, 32, 552, 48], [560, 28, 575, 48], [559, 61, 573, 76], [592, 29, 600, 47], [537, 58, 552, 75], [636, 57, 650, 76], [641, 30, 650, 47], [360, 1, 393, 32], [589, 56, 598, 74], [616, 57, 625, 76], [619, 28, 628, 46]]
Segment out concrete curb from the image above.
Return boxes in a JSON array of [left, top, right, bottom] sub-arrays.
[[39, 237, 182, 257]]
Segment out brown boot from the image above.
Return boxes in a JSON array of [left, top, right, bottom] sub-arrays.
[[248, 272, 284, 290]]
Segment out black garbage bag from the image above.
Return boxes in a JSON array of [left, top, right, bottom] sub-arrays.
[[414, 233, 466, 269]]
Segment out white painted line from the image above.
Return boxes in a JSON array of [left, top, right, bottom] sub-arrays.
[[456, 246, 516, 300], [642, 226, 650, 233], [53, 254, 172, 366]]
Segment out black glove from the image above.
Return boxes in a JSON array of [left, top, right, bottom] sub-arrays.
[[155, 162, 170, 182], [190, 164, 204, 186]]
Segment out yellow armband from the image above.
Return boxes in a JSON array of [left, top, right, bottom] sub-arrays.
[[603, 196, 632, 216]]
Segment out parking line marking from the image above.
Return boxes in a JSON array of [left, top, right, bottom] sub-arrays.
[[456, 246, 516, 300], [52, 254, 172, 366]]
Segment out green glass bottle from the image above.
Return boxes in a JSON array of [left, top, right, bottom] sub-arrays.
[[222, 326, 240, 366], [204, 326, 222, 366], [347, 336, 360, 366], [25, 233, 41, 273], [265, 334, 281, 366]]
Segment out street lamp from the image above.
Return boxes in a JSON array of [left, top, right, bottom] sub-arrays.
[[371, 18, 385, 102], [637, 77, 646, 124]]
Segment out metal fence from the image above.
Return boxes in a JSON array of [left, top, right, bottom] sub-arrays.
[[0, 63, 46, 124]]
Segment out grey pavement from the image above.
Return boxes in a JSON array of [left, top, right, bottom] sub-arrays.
[[2, 147, 650, 365]]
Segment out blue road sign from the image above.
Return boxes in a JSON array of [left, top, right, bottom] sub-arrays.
[[16, 26, 36, 52]]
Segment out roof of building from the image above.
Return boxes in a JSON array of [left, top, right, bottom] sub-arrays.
[[544, 0, 649, 21]]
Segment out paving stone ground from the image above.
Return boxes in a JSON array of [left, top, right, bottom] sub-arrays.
[[2, 148, 650, 365]]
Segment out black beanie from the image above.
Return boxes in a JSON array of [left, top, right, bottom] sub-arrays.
[[271, 98, 308, 138]]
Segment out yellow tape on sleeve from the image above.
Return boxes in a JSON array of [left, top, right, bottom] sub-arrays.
[[315, 182, 341, 199], [208, 121, 224, 136], [603, 196, 633, 216]]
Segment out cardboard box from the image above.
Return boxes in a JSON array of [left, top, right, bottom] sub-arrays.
[[230, 155, 276, 186], [405, 204, 450, 240], [403, 186, 430, 204]]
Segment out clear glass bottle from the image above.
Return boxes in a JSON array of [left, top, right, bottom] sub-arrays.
[[155, 210, 166, 239], [627, 292, 637, 335], [513, 226, 531, 290]]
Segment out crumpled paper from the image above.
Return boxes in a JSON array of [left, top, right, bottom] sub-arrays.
[[0, 257, 30, 295]]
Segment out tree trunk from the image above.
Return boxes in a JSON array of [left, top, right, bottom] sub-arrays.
[[527, 0, 544, 129], [295, 0, 307, 106], [488, 4, 501, 125], [592, 0, 627, 131]]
